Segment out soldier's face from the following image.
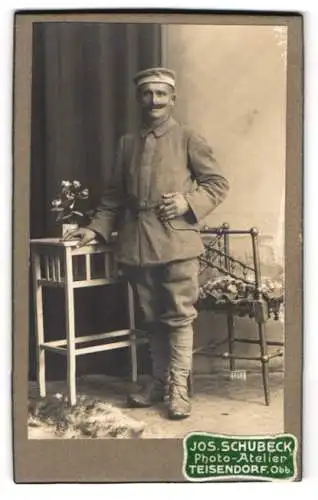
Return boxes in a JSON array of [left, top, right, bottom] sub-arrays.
[[137, 82, 176, 123]]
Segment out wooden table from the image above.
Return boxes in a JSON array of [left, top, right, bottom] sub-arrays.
[[30, 238, 138, 406]]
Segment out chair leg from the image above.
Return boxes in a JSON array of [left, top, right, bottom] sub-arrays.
[[227, 313, 235, 371], [258, 321, 270, 405]]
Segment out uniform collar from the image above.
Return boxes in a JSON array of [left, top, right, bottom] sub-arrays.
[[140, 116, 176, 138]]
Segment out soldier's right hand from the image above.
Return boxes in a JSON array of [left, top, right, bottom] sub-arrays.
[[62, 227, 97, 248]]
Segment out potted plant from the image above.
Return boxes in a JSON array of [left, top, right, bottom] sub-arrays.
[[50, 180, 90, 237]]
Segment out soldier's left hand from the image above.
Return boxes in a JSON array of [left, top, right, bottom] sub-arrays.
[[158, 192, 189, 220]]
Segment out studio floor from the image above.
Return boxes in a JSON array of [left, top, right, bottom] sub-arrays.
[[28, 370, 284, 439]]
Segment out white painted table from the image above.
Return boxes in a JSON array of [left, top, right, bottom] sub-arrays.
[[30, 238, 138, 406]]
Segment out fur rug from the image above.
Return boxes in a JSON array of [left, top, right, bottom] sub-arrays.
[[28, 393, 145, 439]]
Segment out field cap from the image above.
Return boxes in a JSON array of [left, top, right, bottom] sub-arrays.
[[134, 67, 176, 89]]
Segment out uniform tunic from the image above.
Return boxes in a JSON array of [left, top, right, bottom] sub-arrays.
[[88, 117, 229, 266]]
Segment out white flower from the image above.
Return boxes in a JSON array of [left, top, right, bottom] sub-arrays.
[[61, 180, 71, 188]]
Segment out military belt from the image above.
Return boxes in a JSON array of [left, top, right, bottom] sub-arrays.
[[126, 198, 160, 213]]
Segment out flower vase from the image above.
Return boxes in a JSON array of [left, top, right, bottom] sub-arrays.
[[61, 222, 79, 238]]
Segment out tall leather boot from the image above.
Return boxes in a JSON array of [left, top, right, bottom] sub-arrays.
[[168, 325, 194, 420], [127, 326, 170, 408]]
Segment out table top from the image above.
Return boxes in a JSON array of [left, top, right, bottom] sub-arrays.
[[30, 237, 113, 248]]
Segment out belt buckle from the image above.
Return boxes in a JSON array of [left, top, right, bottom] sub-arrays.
[[139, 201, 147, 210]]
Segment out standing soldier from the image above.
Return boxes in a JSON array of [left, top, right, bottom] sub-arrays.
[[64, 67, 229, 419]]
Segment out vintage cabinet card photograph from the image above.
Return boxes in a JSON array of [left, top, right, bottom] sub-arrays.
[[12, 11, 303, 483]]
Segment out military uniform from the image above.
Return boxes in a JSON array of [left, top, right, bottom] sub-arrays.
[[88, 68, 229, 418], [89, 117, 228, 265]]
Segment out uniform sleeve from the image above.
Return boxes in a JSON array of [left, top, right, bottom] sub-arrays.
[[185, 131, 230, 222], [87, 136, 126, 242]]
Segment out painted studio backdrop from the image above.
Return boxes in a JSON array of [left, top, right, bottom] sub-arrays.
[[29, 22, 287, 381]]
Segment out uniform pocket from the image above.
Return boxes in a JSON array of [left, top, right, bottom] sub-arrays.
[[167, 214, 200, 232]]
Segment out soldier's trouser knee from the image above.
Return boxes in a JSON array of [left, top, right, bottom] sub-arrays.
[[159, 258, 199, 329], [122, 259, 200, 382]]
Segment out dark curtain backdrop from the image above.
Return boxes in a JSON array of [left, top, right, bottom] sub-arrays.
[[29, 22, 161, 380]]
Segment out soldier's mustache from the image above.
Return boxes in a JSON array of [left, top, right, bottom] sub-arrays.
[[148, 105, 166, 109]]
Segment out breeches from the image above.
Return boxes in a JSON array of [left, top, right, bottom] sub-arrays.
[[122, 258, 199, 383], [122, 258, 200, 329]]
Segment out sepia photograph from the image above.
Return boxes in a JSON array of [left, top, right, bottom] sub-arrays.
[[12, 11, 302, 482]]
